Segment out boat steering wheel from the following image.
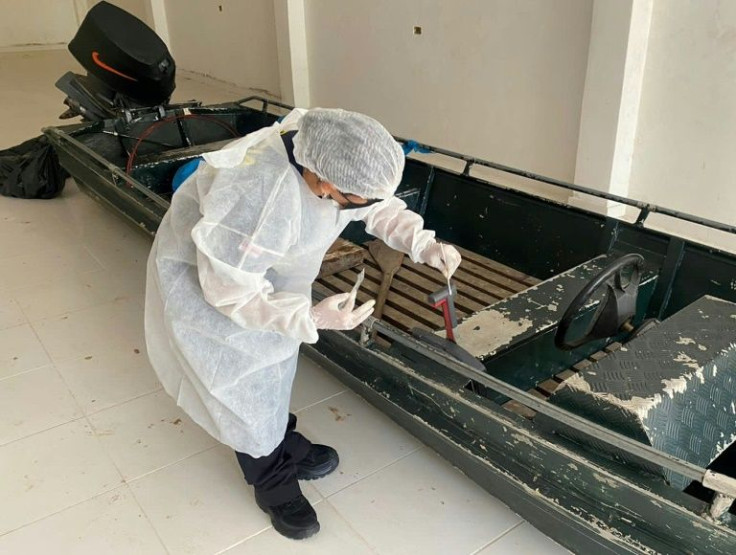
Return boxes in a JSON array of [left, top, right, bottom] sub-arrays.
[[555, 254, 645, 351]]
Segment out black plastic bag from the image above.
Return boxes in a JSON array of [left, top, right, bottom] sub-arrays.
[[0, 135, 69, 199]]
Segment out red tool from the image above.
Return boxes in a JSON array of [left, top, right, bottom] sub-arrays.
[[428, 282, 458, 343]]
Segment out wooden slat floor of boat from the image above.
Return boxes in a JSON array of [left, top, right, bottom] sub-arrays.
[[502, 342, 623, 419], [315, 242, 541, 335]]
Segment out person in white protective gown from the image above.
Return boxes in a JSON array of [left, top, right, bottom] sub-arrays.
[[145, 108, 461, 540]]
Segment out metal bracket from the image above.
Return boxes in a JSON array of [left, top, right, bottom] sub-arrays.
[[359, 316, 377, 347], [708, 492, 735, 520], [703, 469, 736, 498], [635, 204, 653, 227]]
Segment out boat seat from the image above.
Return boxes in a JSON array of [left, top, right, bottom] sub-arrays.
[[545, 295, 736, 489], [452, 253, 659, 361]]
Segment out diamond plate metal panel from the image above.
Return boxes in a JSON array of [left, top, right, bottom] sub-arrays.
[[549, 296, 736, 489]]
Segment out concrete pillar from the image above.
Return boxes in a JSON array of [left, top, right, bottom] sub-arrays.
[[147, 0, 171, 49], [72, 0, 89, 25], [571, 0, 653, 215], [274, 0, 310, 107]]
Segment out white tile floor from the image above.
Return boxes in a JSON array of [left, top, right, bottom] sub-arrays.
[[0, 50, 570, 554]]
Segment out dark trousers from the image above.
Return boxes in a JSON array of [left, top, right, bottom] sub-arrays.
[[234, 413, 312, 506]]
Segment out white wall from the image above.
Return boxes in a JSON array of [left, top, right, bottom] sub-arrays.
[[304, 0, 594, 182], [163, 0, 280, 96], [0, 0, 78, 49], [86, 0, 153, 27], [630, 0, 736, 229], [0, 1, 156, 51]]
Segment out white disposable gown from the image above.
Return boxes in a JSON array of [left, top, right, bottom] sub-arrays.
[[145, 110, 436, 457]]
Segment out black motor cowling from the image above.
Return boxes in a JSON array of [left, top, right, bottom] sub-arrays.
[[57, 1, 176, 120]]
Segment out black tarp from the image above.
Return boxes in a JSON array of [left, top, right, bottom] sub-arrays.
[[0, 135, 68, 199]]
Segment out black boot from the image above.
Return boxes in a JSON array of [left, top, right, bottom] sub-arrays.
[[296, 444, 339, 480], [256, 493, 320, 540]]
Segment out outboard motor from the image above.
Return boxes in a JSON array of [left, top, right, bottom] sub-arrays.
[[56, 1, 175, 121]]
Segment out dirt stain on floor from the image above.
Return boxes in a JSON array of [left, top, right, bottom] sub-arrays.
[[328, 406, 351, 422]]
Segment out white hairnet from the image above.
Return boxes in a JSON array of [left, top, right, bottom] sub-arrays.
[[293, 108, 405, 199]]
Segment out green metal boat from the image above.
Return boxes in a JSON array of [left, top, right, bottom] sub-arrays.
[[44, 97, 736, 554]]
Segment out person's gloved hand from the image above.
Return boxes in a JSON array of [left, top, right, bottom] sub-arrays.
[[310, 293, 376, 330], [419, 242, 462, 280]]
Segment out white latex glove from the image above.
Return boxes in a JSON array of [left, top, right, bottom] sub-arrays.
[[419, 242, 462, 279], [310, 293, 376, 331]]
